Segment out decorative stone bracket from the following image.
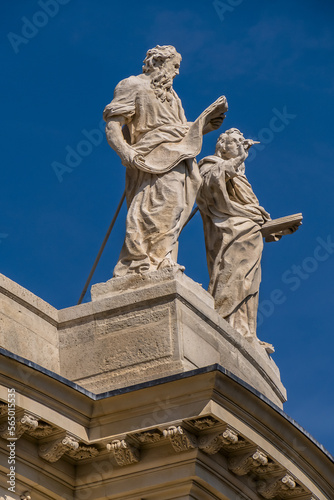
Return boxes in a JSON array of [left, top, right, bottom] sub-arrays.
[[20, 492, 32, 500], [0, 401, 315, 499], [0, 402, 8, 416], [0, 411, 38, 440], [257, 474, 297, 499], [39, 434, 79, 462], [198, 427, 245, 455], [228, 449, 268, 475], [106, 439, 140, 466], [162, 425, 197, 452]]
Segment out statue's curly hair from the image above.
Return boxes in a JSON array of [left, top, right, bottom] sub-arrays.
[[142, 45, 181, 74], [215, 128, 244, 156]]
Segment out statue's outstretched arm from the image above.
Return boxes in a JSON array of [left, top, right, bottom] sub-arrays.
[[223, 150, 248, 177]]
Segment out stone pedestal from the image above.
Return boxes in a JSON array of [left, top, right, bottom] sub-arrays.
[[59, 268, 286, 406], [0, 269, 286, 407]]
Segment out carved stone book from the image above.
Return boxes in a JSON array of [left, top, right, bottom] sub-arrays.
[[261, 213, 303, 238]]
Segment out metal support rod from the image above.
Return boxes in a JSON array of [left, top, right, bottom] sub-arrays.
[[77, 190, 126, 305], [183, 205, 199, 230]]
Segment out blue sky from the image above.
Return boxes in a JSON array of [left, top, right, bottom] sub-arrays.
[[1, 0, 334, 454]]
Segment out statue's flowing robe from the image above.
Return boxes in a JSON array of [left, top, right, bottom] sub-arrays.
[[103, 75, 201, 276], [196, 156, 270, 338]]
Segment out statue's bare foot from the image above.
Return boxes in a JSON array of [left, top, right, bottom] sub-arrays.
[[157, 259, 185, 272]]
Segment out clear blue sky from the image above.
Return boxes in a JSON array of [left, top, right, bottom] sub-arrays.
[[1, 0, 334, 454]]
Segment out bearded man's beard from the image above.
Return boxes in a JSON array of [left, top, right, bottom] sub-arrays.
[[150, 70, 174, 104]]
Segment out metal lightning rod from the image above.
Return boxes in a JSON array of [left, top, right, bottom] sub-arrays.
[[77, 189, 126, 305]]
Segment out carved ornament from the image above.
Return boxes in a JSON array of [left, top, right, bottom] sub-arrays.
[[106, 439, 139, 466], [199, 427, 245, 455], [133, 429, 163, 443], [187, 416, 220, 430], [20, 492, 32, 500], [0, 412, 38, 440], [228, 449, 268, 475], [67, 444, 99, 460], [39, 434, 79, 462], [257, 474, 296, 499], [163, 425, 197, 452]]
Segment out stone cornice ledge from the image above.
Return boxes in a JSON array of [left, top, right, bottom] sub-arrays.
[[1, 349, 333, 499], [0, 348, 333, 472], [0, 273, 58, 326]]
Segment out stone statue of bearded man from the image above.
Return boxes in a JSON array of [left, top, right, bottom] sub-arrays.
[[103, 45, 227, 276]]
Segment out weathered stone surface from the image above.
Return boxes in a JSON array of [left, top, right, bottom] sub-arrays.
[[39, 434, 79, 462], [0, 268, 286, 406], [197, 128, 301, 340], [163, 425, 197, 452], [0, 273, 59, 372], [0, 354, 331, 500], [106, 439, 140, 466], [91, 266, 214, 307], [60, 304, 173, 381], [103, 45, 227, 277]]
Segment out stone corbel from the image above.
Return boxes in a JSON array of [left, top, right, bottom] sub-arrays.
[[257, 474, 296, 499], [198, 427, 241, 455], [0, 401, 8, 415], [228, 449, 268, 475], [20, 492, 32, 500], [163, 425, 197, 452], [106, 439, 140, 466], [0, 412, 39, 440], [39, 434, 79, 462]]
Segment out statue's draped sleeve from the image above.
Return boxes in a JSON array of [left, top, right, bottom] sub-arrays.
[[103, 77, 137, 123]]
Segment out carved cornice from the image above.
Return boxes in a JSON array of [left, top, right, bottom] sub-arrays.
[[67, 444, 99, 460], [255, 458, 286, 476], [163, 425, 197, 452], [0, 401, 8, 416], [186, 416, 220, 430], [0, 412, 38, 440], [28, 420, 55, 439], [0, 402, 316, 499], [133, 429, 164, 443], [228, 449, 268, 475], [198, 427, 246, 455], [106, 439, 140, 466], [20, 492, 32, 500], [257, 474, 296, 499], [39, 434, 79, 462]]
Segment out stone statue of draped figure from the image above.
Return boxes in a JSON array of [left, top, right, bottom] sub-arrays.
[[103, 45, 227, 277], [197, 128, 295, 340]]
